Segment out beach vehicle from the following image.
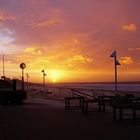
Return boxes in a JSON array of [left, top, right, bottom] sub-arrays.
[[0, 79, 27, 104]]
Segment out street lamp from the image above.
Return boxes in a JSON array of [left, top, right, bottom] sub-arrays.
[[41, 69, 46, 89], [26, 73, 29, 83], [20, 63, 26, 91], [110, 50, 120, 95]]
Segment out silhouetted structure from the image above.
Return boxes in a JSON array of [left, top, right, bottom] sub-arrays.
[[0, 79, 27, 104], [0, 79, 11, 89], [20, 63, 26, 91], [110, 50, 120, 94], [26, 73, 29, 83], [41, 69, 46, 88], [1, 54, 6, 80]]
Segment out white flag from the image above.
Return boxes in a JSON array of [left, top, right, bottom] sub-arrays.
[[110, 50, 116, 57]]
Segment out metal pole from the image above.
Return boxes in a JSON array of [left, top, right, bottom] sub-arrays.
[[43, 73, 45, 88], [2, 54, 5, 77], [114, 56, 117, 95], [26, 74, 29, 83], [20, 63, 26, 91], [42, 71, 45, 88], [22, 69, 24, 91], [41, 69, 46, 90], [42, 72, 44, 86], [27, 75, 28, 83], [110, 50, 120, 95]]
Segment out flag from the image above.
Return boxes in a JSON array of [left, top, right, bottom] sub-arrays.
[[115, 60, 121, 65], [110, 50, 116, 57]]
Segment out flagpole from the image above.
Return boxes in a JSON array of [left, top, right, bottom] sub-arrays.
[[43, 72, 45, 88], [110, 50, 120, 95], [41, 69, 46, 89]]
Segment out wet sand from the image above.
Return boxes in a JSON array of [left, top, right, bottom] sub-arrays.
[[0, 97, 140, 140]]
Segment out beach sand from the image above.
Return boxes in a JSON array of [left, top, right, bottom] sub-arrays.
[[0, 90, 140, 140]]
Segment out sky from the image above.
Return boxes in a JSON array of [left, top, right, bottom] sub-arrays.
[[0, 0, 140, 83]]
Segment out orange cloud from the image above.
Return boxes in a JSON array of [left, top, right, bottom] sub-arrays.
[[30, 19, 63, 28], [68, 55, 93, 63], [0, 9, 15, 21], [27, 57, 49, 70], [28, 9, 64, 29], [121, 24, 137, 32], [24, 47, 42, 55], [120, 57, 133, 65], [128, 48, 140, 51]]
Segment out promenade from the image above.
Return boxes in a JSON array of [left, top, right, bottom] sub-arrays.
[[0, 98, 140, 140]]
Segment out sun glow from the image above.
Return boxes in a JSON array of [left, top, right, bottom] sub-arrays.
[[48, 70, 64, 83], [52, 79, 56, 83]]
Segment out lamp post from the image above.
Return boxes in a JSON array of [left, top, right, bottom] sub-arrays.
[[26, 73, 29, 83], [110, 50, 120, 95], [41, 69, 46, 89], [20, 63, 26, 91]]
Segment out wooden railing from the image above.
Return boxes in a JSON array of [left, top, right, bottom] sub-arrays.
[[55, 87, 140, 98]]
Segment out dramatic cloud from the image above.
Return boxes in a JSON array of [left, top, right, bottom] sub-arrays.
[[24, 47, 42, 55], [30, 19, 63, 29], [68, 55, 93, 64], [121, 24, 137, 32], [28, 9, 64, 29], [120, 57, 133, 65], [0, 0, 140, 82], [0, 28, 16, 53], [0, 9, 15, 21], [128, 48, 140, 51]]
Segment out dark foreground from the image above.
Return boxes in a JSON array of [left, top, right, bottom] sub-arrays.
[[0, 99, 140, 140]]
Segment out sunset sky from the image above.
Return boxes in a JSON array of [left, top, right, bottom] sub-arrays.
[[0, 0, 140, 83]]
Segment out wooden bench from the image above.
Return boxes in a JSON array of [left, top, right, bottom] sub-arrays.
[[112, 104, 140, 121], [82, 95, 113, 113], [112, 96, 140, 121], [82, 98, 104, 113], [65, 94, 114, 114], [65, 96, 85, 110]]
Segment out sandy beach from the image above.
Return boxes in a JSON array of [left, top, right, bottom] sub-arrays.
[[0, 92, 140, 140]]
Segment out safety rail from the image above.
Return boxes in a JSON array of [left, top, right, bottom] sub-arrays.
[[56, 87, 140, 98]]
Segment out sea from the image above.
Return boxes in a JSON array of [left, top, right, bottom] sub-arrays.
[[51, 82, 140, 91], [28, 81, 140, 97]]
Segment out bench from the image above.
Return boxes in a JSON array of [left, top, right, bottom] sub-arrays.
[[65, 96, 85, 110], [82, 95, 114, 113], [112, 95, 140, 121], [112, 103, 140, 121], [82, 98, 104, 113]]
